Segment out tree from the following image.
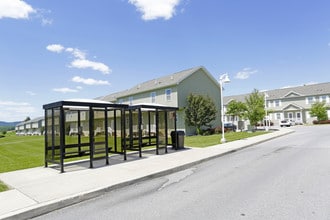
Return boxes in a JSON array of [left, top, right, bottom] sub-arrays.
[[185, 94, 217, 135], [310, 101, 328, 121], [244, 89, 265, 129], [226, 100, 247, 121]]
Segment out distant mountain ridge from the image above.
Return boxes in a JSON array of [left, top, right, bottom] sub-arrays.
[[0, 121, 21, 127]]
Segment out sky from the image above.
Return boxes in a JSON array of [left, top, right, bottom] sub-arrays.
[[1, 0, 330, 122]]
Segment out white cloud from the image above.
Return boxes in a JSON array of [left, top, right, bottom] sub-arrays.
[[70, 59, 110, 75], [66, 48, 86, 60], [129, 0, 181, 20], [46, 44, 111, 74], [26, 91, 36, 96], [0, 100, 36, 121], [0, 101, 30, 106], [52, 88, 78, 93], [41, 17, 53, 26], [0, 0, 35, 19], [235, 68, 258, 80], [72, 76, 110, 85], [46, 44, 65, 53]]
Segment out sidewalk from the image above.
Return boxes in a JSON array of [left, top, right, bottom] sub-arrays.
[[0, 128, 293, 220]]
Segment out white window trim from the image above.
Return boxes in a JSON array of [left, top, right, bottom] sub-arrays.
[[150, 92, 156, 103], [306, 96, 315, 105], [165, 88, 171, 101]]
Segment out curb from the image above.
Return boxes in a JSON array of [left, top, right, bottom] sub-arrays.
[[1, 129, 294, 220]]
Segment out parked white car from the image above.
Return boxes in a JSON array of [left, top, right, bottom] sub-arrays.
[[279, 119, 295, 127]]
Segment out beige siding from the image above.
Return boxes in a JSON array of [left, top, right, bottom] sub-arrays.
[[177, 69, 221, 133], [119, 86, 179, 107]]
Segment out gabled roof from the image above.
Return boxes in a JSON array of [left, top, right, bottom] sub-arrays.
[[224, 82, 330, 103], [101, 66, 208, 102], [265, 82, 330, 100], [282, 103, 303, 111], [282, 91, 303, 98]]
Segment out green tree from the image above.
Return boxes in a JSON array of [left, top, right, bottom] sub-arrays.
[[310, 101, 328, 121], [245, 89, 265, 129], [185, 94, 217, 135], [226, 100, 247, 121]]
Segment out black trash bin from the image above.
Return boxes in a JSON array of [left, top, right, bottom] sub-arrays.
[[171, 130, 185, 150]]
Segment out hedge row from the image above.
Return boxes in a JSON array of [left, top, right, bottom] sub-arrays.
[[313, 120, 330, 124]]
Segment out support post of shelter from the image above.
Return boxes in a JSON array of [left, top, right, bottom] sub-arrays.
[[105, 108, 109, 165], [44, 109, 48, 168], [89, 107, 94, 169], [165, 110, 168, 154], [60, 107, 65, 173], [156, 109, 159, 155]]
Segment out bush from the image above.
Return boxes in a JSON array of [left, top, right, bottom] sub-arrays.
[[313, 120, 330, 124], [201, 127, 215, 136], [214, 126, 232, 134]]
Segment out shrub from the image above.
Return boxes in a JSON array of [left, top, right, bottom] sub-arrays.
[[313, 120, 330, 124]]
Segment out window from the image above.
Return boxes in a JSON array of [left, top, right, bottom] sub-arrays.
[[129, 97, 133, 105], [118, 99, 124, 104], [150, 92, 156, 103], [296, 112, 301, 121], [306, 97, 315, 105], [276, 113, 281, 120], [165, 89, 171, 101], [319, 95, 327, 103], [275, 100, 281, 107]]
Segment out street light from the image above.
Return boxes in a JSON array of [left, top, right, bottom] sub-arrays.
[[219, 73, 230, 143], [264, 92, 269, 131]]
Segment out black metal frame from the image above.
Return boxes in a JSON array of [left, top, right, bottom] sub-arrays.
[[43, 101, 178, 173], [43, 100, 128, 173], [125, 104, 178, 158]]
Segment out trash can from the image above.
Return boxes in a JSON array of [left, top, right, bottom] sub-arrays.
[[171, 130, 185, 150]]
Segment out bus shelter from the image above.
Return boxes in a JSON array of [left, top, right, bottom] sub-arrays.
[[43, 100, 178, 173], [124, 103, 178, 159], [43, 99, 128, 173]]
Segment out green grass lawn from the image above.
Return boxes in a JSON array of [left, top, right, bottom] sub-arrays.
[[0, 135, 44, 173], [185, 131, 268, 148]]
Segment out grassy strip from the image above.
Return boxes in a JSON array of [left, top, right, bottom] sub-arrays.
[[0, 180, 9, 192], [185, 131, 268, 148]]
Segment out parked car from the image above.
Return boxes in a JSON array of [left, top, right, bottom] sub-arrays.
[[224, 123, 237, 132], [279, 119, 295, 127]]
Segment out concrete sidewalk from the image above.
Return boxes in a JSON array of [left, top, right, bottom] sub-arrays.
[[0, 128, 294, 220]]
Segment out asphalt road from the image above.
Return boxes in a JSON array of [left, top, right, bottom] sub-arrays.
[[34, 125, 330, 220]]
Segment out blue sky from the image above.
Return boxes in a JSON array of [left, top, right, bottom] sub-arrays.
[[1, 0, 330, 121]]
